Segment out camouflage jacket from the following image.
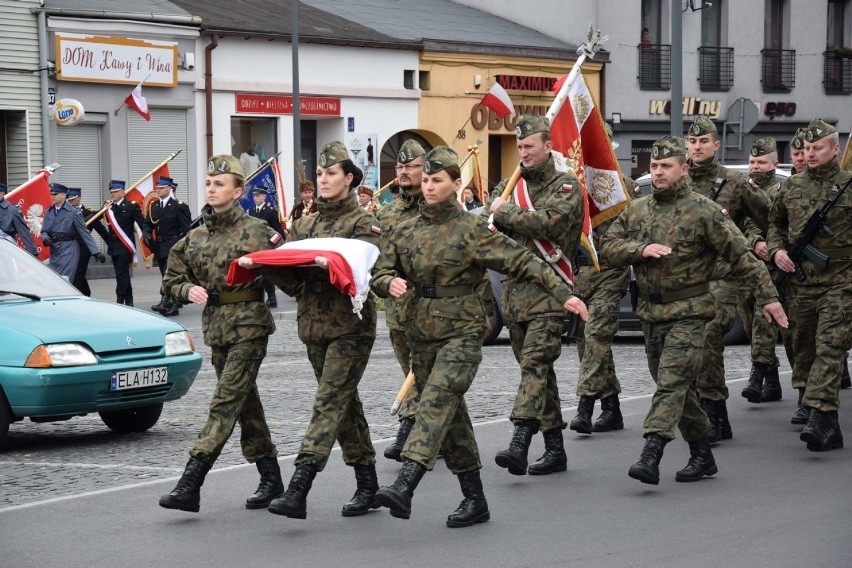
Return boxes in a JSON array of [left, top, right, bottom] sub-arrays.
[[489, 154, 584, 322], [372, 197, 574, 343], [375, 191, 423, 330], [164, 202, 276, 347], [600, 177, 777, 323], [767, 161, 852, 287], [263, 193, 379, 343]]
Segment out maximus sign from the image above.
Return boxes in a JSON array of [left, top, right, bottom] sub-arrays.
[[56, 34, 178, 87]]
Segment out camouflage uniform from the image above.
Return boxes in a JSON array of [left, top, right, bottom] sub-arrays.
[[766, 124, 852, 420], [164, 201, 278, 466]]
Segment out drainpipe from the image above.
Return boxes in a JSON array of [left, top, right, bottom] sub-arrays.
[[205, 34, 218, 158], [36, 8, 53, 165]]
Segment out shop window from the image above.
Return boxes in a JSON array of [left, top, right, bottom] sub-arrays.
[[230, 117, 278, 176]]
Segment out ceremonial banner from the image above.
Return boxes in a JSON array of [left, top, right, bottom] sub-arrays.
[[126, 164, 171, 265], [459, 146, 485, 204], [6, 169, 55, 261], [240, 156, 288, 224], [842, 131, 852, 172]]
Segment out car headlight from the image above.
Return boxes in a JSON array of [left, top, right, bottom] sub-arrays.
[[165, 331, 195, 356], [24, 343, 98, 367]]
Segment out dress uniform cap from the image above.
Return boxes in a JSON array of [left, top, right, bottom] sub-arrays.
[[67, 187, 82, 197], [397, 139, 426, 163], [422, 146, 459, 174], [207, 155, 245, 179], [251, 187, 268, 195], [108, 180, 126, 191], [804, 119, 836, 142], [791, 127, 807, 150], [50, 183, 69, 194], [750, 137, 777, 157], [651, 136, 686, 159], [317, 141, 350, 168], [514, 114, 550, 139], [688, 116, 717, 137], [0, 183, 7, 193], [156, 175, 176, 188]]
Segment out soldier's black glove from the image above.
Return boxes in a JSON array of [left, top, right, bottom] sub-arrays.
[[94, 252, 106, 263], [42, 236, 52, 247]]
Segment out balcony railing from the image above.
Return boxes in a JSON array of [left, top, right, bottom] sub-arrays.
[[698, 46, 734, 91], [637, 43, 672, 90], [823, 50, 852, 95], [761, 49, 796, 93]]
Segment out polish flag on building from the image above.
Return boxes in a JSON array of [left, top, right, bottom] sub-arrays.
[[6, 168, 55, 261], [479, 83, 516, 119], [125, 80, 151, 121]]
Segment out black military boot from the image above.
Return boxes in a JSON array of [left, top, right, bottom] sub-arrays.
[[675, 437, 718, 482], [151, 295, 168, 314], [266, 296, 278, 309], [494, 421, 537, 475], [125, 296, 134, 307], [375, 459, 427, 519], [742, 363, 766, 403], [628, 434, 668, 485], [159, 457, 211, 513], [161, 302, 179, 317], [245, 457, 284, 509], [569, 396, 595, 434], [841, 358, 851, 389], [700, 398, 722, 443], [268, 463, 317, 519], [446, 470, 490, 528], [716, 399, 733, 440], [761, 366, 783, 402], [384, 416, 415, 462], [593, 394, 624, 432], [341, 464, 380, 517], [528, 428, 567, 475], [791, 389, 810, 425], [801, 409, 844, 451]]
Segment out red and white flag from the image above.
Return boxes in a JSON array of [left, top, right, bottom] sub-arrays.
[[479, 83, 515, 119], [6, 169, 55, 261], [125, 164, 170, 265], [125, 80, 151, 121]]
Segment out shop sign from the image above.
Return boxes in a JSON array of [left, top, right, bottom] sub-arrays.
[[469, 103, 547, 131], [55, 34, 177, 87], [52, 99, 85, 126], [496, 74, 558, 92], [649, 97, 721, 119], [764, 102, 796, 117], [235, 94, 341, 116]]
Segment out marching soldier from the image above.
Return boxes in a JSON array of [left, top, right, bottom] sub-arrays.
[[246, 186, 284, 308], [0, 182, 38, 256], [767, 119, 852, 451], [144, 176, 191, 316], [488, 114, 584, 476], [600, 136, 786, 485], [686, 116, 771, 442], [104, 180, 146, 306], [67, 187, 109, 296], [40, 183, 105, 280], [790, 128, 807, 175]]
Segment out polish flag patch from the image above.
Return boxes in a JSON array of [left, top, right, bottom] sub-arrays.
[[370, 225, 382, 235], [562, 184, 573, 192], [720, 208, 729, 217]]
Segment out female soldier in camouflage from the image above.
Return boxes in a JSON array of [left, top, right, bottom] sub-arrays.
[[239, 141, 381, 520], [371, 146, 588, 527]]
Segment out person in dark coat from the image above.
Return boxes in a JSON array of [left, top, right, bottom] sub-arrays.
[[40, 183, 105, 281], [68, 187, 109, 296], [247, 187, 285, 308], [104, 180, 147, 306]]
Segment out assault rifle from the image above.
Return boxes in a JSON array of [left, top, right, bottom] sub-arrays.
[[774, 176, 851, 301]]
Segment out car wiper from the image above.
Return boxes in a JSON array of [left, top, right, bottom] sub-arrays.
[[0, 289, 42, 301]]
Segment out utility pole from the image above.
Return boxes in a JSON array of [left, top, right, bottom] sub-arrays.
[[291, 0, 302, 195], [671, 0, 683, 136]]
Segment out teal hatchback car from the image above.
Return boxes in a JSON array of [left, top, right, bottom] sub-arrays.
[[0, 239, 201, 448]]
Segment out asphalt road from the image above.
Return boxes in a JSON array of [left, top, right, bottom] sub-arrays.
[[1, 270, 849, 567]]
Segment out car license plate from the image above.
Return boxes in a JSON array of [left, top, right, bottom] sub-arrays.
[[110, 366, 168, 391]]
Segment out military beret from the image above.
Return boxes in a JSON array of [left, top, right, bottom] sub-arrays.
[[67, 187, 82, 197], [50, 183, 69, 194], [514, 114, 550, 139], [804, 119, 836, 142], [423, 146, 459, 174], [207, 155, 245, 179], [397, 139, 426, 163], [251, 187, 268, 195], [0, 183, 7, 192], [790, 127, 807, 150], [156, 175, 176, 188], [688, 116, 717, 136], [750, 137, 777, 157], [108, 180, 126, 191], [651, 135, 686, 159], [317, 141, 350, 168]]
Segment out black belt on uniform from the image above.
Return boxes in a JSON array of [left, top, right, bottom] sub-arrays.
[[47, 232, 77, 242], [638, 282, 710, 304], [416, 284, 475, 298], [156, 234, 181, 242], [207, 289, 264, 307]]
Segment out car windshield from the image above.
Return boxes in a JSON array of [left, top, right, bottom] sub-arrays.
[[0, 240, 82, 300]]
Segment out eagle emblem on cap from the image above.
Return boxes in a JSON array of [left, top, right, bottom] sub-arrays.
[[515, 125, 523, 137], [398, 150, 408, 162], [218, 160, 229, 173], [423, 161, 433, 174], [318, 153, 328, 167], [207, 159, 215, 172], [652, 147, 659, 158], [750, 147, 758, 156], [689, 124, 700, 135]]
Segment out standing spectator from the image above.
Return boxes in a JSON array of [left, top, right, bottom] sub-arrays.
[[104, 180, 146, 306], [40, 183, 105, 280], [68, 187, 109, 296], [462, 187, 481, 210], [247, 187, 285, 308], [144, 176, 191, 316]]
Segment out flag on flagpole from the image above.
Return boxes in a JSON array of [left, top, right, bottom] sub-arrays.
[[6, 169, 55, 261], [125, 80, 151, 121], [125, 164, 170, 265], [240, 156, 288, 224], [479, 83, 516, 119], [841, 131, 852, 172], [458, 146, 485, 204]]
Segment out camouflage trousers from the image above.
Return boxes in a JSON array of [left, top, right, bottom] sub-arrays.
[[574, 265, 629, 399], [787, 283, 852, 412], [403, 333, 483, 474], [389, 326, 419, 421], [296, 336, 377, 471], [737, 282, 795, 374], [507, 316, 567, 431], [696, 280, 737, 401], [640, 317, 712, 441], [190, 337, 277, 465]]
